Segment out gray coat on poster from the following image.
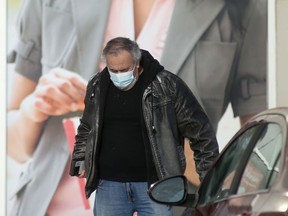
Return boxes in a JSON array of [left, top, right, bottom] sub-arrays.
[[8, 0, 267, 215]]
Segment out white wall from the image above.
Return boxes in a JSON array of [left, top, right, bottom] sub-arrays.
[[268, 0, 288, 107], [0, 0, 7, 215]]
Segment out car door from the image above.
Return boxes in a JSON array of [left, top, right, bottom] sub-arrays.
[[194, 113, 287, 216]]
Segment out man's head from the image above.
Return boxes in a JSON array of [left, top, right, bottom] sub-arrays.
[[103, 37, 142, 90], [103, 37, 142, 63]]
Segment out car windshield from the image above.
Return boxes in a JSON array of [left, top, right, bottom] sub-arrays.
[[198, 122, 283, 205], [236, 123, 282, 194], [198, 124, 263, 205]]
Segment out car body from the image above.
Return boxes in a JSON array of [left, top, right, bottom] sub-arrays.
[[149, 107, 288, 215]]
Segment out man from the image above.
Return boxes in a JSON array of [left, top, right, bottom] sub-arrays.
[[70, 37, 219, 216]]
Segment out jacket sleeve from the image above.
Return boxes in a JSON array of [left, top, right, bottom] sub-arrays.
[[231, 0, 267, 117], [173, 75, 219, 180], [69, 77, 95, 176], [69, 118, 91, 176]]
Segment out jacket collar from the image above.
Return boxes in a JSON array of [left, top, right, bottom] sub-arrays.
[[71, 0, 225, 79], [161, 0, 225, 74]]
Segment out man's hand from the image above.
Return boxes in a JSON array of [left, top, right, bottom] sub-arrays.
[[78, 170, 86, 178]]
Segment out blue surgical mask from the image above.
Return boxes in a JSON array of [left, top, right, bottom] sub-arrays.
[[108, 65, 136, 90]]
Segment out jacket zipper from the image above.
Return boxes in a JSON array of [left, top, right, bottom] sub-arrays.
[[143, 86, 166, 179]]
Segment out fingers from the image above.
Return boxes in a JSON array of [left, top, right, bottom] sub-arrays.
[[23, 68, 88, 121], [52, 71, 86, 104], [20, 94, 50, 123], [78, 170, 86, 178], [53, 68, 87, 91], [34, 96, 71, 116], [36, 81, 82, 111], [36, 68, 87, 112], [20, 94, 70, 122]]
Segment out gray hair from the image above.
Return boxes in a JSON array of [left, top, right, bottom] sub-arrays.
[[102, 37, 142, 63]]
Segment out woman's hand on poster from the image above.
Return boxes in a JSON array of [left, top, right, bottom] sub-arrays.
[[21, 68, 87, 123]]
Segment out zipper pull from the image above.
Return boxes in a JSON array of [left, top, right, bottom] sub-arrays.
[[152, 125, 157, 134]]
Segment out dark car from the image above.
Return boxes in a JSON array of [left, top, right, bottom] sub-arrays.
[[149, 108, 288, 215]]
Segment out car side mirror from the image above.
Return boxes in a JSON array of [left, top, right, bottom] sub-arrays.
[[148, 176, 194, 206]]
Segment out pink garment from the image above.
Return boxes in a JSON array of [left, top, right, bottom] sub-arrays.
[[47, 1, 175, 214], [47, 118, 93, 216], [99, 0, 176, 71], [46, 159, 93, 216]]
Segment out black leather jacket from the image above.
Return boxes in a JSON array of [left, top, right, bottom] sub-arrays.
[[70, 50, 219, 198]]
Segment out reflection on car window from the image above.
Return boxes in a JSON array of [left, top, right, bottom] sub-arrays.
[[237, 123, 282, 194], [198, 125, 262, 205]]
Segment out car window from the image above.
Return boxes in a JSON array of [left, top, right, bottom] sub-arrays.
[[198, 124, 263, 205], [236, 123, 282, 194]]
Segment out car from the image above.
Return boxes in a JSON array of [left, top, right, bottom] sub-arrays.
[[148, 107, 288, 215]]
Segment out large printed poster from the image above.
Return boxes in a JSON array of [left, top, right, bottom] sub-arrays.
[[7, 0, 268, 215]]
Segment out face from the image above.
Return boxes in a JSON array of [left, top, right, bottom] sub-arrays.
[[106, 50, 140, 90], [106, 50, 137, 74]]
